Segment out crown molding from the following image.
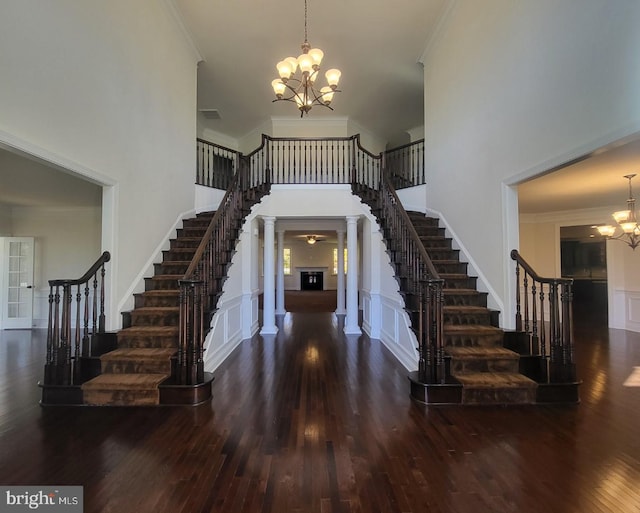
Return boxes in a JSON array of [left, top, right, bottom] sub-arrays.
[[161, 0, 204, 63]]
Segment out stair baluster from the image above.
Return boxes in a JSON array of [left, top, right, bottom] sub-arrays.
[[376, 173, 445, 384], [45, 251, 111, 386], [510, 250, 576, 383]]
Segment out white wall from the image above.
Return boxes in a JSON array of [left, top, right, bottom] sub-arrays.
[[0, 0, 200, 328], [422, 0, 640, 328]]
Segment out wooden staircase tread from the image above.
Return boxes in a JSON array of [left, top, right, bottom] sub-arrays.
[[446, 347, 519, 359], [101, 348, 176, 360], [82, 373, 169, 390], [454, 372, 537, 388]]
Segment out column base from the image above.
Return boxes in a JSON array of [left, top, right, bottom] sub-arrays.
[[260, 325, 279, 335], [344, 325, 362, 335]]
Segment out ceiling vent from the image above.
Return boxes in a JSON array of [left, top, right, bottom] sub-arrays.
[[199, 109, 221, 120]]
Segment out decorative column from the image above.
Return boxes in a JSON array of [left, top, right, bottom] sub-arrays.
[[344, 215, 361, 334], [335, 228, 346, 315], [276, 227, 286, 315], [260, 216, 278, 335]]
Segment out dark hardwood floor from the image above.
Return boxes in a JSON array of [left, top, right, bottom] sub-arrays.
[[1, 311, 640, 513]]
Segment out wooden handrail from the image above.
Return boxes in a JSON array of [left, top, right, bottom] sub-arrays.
[[49, 251, 111, 287], [510, 249, 572, 285], [382, 173, 440, 280]]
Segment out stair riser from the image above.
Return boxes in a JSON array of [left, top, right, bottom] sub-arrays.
[[170, 239, 202, 250], [83, 389, 159, 406], [134, 293, 179, 308], [154, 262, 189, 275], [407, 216, 439, 227], [450, 358, 519, 374], [117, 335, 178, 349], [428, 249, 461, 261], [414, 227, 446, 237], [145, 277, 179, 291], [462, 387, 536, 405], [182, 218, 212, 228], [444, 293, 488, 307], [102, 360, 172, 374], [445, 332, 504, 348], [129, 311, 180, 327], [434, 262, 468, 274], [444, 312, 492, 325], [162, 249, 196, 262], [176, 228, 207, 239], [443, 276, 477, 289], [419, 238, 453, 250]]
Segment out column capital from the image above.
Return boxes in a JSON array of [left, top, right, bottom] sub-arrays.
[[262, 215, 276, 225], [346, 215, 360, 226]]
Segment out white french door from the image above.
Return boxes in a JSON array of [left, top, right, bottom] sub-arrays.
[[1, 237, 35, 329]]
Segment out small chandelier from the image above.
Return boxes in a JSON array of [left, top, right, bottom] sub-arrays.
[[595, 173, 640, 250], [306, 235, 317, 245], [271, 0, 341, 116]]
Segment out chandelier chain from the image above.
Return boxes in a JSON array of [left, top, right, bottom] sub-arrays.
[[304, 0, 308, 43]]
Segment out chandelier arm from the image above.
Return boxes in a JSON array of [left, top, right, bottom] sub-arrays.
[[605, 230, 640, 250]]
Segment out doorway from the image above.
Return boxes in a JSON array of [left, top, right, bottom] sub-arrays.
[[1, 237, 35, 329], [301, 271, 324, 291], [560, 225, 608, 327]]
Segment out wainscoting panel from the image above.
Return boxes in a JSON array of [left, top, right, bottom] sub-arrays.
[[204, 294, 249, 372], [612, 289, 640, 333], [361, 290, 418, 372]]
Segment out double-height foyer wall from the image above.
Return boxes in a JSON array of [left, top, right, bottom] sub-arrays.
[[0, 1, 200, 328], [421, 0, 640, 329]]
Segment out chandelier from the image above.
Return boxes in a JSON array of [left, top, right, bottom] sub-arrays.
[[271, 0, 341, 116], [595, 173, 640, 250]]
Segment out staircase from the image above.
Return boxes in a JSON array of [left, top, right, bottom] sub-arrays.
[[81, 212, 214, 406], [405, 211, 537, 404]]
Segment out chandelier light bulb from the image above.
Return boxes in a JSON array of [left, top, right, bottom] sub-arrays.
[[298, 53, 314, 74], [272, 79, 286, 98], [612, 210, 631, 224], [285, 57, 298, 74], [596, 225, 616, 237], [325, 68, 341, 88], [308, 48, 324, 68], [277, 60, 293, 80], [320, 86, 334, 104]]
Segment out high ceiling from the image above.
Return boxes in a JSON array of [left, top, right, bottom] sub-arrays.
[[173, 0, 449, 142], [5, 1, 640, 226], [518, 136, 640, 215]]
